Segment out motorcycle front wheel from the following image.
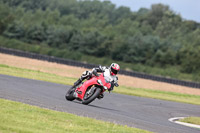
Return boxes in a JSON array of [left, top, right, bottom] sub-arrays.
[[82, 87, 101, 105]]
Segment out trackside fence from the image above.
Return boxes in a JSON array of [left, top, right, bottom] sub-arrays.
[[0, 47, 200, 89]]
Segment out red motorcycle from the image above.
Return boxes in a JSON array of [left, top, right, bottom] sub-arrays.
[[65, 73, 113, 105]]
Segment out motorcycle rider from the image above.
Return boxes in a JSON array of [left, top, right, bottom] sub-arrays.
[[72, 63, 120, 99]]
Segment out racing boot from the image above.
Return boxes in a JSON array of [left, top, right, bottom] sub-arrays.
[[73, 78, 82, 88], [97, 93, 104, 99]]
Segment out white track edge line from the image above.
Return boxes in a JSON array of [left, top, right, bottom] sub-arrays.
[[168, 117, 200, 129]]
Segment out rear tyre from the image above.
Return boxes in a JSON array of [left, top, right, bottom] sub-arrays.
[[65, 87, 76, 101], [82, 87, 101, 105]]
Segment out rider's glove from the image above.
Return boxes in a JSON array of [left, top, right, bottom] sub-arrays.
[[114, 83, 119, 87]]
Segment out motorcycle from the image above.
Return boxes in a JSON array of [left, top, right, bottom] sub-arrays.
[[65, 73, 114, 105]]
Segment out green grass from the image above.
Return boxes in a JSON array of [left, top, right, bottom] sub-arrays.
[[179, 117, 200, 125], [0, 64, 76, 86], [0, 98, 151, 133], [1, 64, 200, 105], [115, 86, 200, 105]]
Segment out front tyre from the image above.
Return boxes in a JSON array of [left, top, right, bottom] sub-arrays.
[[65, 87, 76, 101], [82, 87, 101, 105]]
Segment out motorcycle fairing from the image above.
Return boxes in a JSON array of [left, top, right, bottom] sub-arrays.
[[76, 73, 112, 100], [76, 76, 99, 100]]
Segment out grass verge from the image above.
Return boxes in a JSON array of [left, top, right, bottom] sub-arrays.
[[0, 98, 151, 133], [116, 86, 200, 105], [0, 64, 76, 86], [1, 64, 200, 105], [179, 117, 200, 126]]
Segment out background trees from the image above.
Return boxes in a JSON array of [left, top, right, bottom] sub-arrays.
[[0, 0, 200, 81]]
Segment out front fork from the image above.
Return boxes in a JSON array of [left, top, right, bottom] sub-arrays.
[[84, 87, 96, 99]]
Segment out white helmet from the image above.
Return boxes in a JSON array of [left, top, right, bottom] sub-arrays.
[[110, 63, 120, 75]]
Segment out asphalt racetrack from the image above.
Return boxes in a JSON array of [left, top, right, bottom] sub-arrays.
[[0, 74, 200, 133]]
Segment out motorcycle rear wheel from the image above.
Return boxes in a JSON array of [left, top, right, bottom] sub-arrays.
[[82, 87, 101, 105], [65, 87, 76, 101]]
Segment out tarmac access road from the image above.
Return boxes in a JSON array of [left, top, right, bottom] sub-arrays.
[[0, 74, 200, 133]]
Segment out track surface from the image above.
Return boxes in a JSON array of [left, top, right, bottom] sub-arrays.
[[0, 74, 200, 133]]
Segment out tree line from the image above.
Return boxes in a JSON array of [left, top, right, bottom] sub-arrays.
[[0, 0, 200, 80]]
